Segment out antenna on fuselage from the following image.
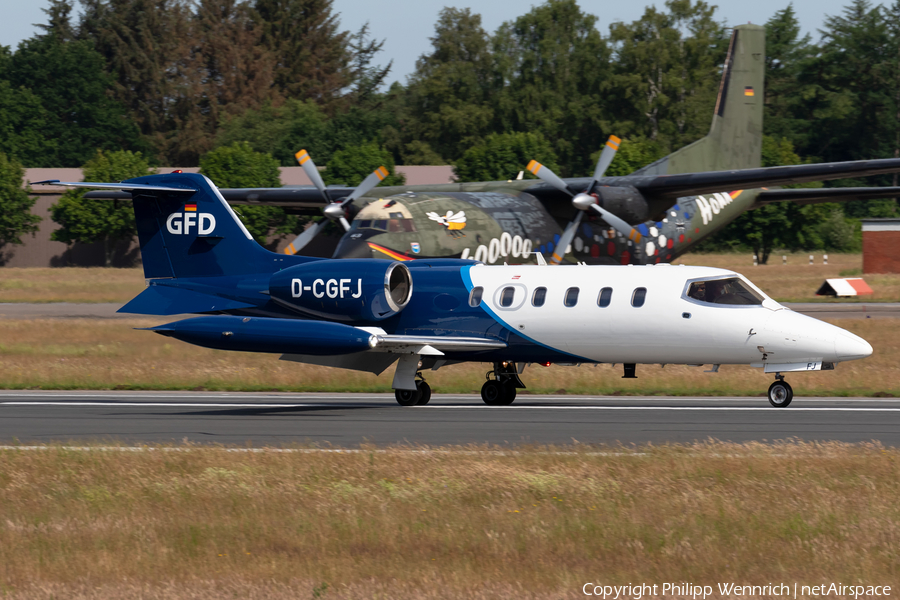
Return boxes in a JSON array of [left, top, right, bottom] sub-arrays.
[[532, 252, 547, 266]]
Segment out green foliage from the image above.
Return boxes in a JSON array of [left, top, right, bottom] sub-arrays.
[[607, 0, 728, 151], [493, 0, 610, 175], [199, 142, 280, 188], [453, 132, 559, 182], [0, 153, 40, 249], [323, 143, 405, 187], [198, 142, 297, 245], [405, 8, 496, 162], [819, 208, 862, 251], [50, 150, 154, 265], [601, 137, 665, 177], [1, 33, 146, 167]]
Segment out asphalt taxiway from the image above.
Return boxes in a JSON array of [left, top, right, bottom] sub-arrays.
[[1, 391, 898, 446]]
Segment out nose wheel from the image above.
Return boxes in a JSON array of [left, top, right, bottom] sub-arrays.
[[767, 377, 793, 408]]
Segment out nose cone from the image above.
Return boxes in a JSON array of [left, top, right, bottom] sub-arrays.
[[835, 330, 873, 362]]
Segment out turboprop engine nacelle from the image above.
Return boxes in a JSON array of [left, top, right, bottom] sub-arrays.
[[594, 186, 649, 224], [269, 259, 412, 321]]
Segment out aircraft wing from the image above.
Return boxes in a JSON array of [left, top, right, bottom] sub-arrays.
[[596, 157, 900, 200], [753, 187, 900, 207]]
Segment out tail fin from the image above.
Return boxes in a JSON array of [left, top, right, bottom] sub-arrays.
[[634, 24, 765, 175], [126, 172, 289, 279]]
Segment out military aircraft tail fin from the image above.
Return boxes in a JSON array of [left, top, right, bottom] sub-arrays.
[[632, 24, 765, 176], [121, 172, 302, 279]]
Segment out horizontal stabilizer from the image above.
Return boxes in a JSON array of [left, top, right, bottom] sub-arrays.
[[33, 180, 196, 193], [755, 187, 900, 207], [118, 285, 256, 315]]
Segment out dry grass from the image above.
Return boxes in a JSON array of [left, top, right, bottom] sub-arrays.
[[674, 252, 900, 302], [2, 254, 899, 305], [0, 268, 144, 303], [0, 317, 896, 396], [0, 442, 898, 598]]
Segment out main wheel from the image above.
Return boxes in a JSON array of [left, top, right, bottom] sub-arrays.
[[481, 380, 508, 405], [395, 387, 422, 406], [767, 380, 793, 408], [416, 381, 432, 405], [497, 381, 517, 406]]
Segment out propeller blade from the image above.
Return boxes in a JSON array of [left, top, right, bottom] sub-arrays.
[[338, 216, 351, 232], [346, 166, 389, 203], [587, 203, 643, 243], [526, 160, 573, 196], [592, 135, 621, 183], [549, 211, 584, 265], [295, 149, 328, 199], [282, 219, 329, 255]]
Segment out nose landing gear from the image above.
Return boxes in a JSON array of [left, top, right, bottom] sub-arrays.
[[481, 362, 524, 406], [767, 374, 793, 408]]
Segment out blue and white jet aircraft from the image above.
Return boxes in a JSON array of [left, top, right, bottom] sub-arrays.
[[39, 172, 874, 407]]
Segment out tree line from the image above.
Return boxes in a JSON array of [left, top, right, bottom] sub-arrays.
[[0, 0, 898, 262]]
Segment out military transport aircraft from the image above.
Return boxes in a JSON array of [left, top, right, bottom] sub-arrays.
[[81, 24, 900, 266], [37, 172, 875, 407]]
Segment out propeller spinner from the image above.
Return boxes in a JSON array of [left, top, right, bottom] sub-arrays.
[[527, 135, 643, 265], [283, 150, 390, 255]]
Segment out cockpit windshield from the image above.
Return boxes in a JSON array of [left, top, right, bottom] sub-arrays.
[[686, 277, 764, 306]]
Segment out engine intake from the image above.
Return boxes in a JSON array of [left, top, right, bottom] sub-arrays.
[[269, 259, 412, 321]]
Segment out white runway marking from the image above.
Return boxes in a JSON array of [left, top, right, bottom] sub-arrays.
[[3, 401, 900, 412]]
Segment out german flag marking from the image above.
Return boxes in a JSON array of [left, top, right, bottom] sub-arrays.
[[367, 242, 411, 261], [744, 86, 754, 97], [185, 204, 197, 212], [729, 190, 743, 199]]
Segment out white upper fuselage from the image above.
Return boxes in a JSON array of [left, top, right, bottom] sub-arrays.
[[463, 263, 872, 367]]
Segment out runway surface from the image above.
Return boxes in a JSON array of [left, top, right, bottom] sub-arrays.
[[1, 391, 898, 446], [2, 302, 898, 319]]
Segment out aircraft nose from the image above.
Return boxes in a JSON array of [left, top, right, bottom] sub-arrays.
[[834, 330, 873, 362]]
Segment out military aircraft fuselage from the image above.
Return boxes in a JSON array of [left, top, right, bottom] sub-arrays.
[[331, 180, 760, 266]]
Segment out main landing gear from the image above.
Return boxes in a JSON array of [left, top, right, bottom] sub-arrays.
[[767, 374, 793, 408], [481, 362, 525, 406], [395, 376, 432, 406]]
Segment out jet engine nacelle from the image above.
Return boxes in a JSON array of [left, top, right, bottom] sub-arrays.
[[269, 259, 412, 321], [594, 186, 649, 224]]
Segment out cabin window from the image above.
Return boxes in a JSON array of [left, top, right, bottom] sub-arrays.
[[499, 286, 516, 307], [373, 219, 388, 231], [532, 287, 547, 307], [468, 286, 484, 307], [631, 287, 647, 307], [564, 287, 579, 307], [686, 277, 764, 306], [597, 287, 612, 308]]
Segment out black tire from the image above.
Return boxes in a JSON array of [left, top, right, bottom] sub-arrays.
[[481, 380, 508, 406], [767, 380, 793, 408], [498, 381, 517, 405], [395, 388, 422, 406], [416, 381, 432, 405]]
